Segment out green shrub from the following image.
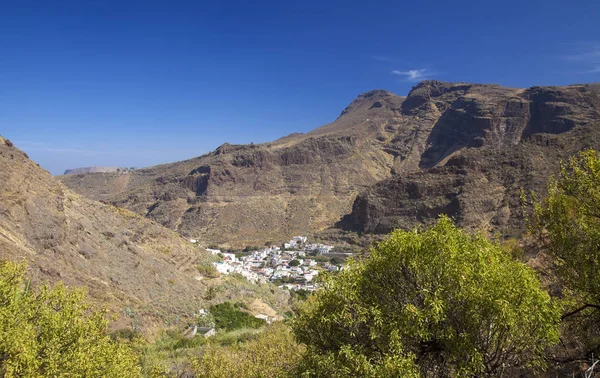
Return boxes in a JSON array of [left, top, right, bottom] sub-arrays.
[[193, 323, 304, 378], [293, 217, 561, 377], [197, 263, 220, 278], [0, 261, 141, 377], [210, 302, 266, 331]]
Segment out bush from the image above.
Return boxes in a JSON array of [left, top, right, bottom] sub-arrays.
[[193, 323, 304, 378], [197, 263, 220, 278], [0, 261, 141, 377], [210, 302, 266, 331], [293, 217, 560, 377]]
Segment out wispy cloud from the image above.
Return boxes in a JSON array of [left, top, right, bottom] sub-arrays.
[[563, 42, 600, 74], [391, 68, 433, 82]]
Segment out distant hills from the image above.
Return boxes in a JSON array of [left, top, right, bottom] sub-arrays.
[[63, 166, 127, 175], [58, 81, 600, 247]]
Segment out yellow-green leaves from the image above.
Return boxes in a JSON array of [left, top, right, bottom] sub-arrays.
[[193, 322, 305, 378], [293, 217, 560, 377], [0, 261, 141, 378], [532, 150, 600, 305]]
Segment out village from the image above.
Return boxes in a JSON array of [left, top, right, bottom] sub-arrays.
[[194, 236, 350, 291]]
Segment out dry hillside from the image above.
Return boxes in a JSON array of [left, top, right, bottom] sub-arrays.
[[0, 136, 216, 329]]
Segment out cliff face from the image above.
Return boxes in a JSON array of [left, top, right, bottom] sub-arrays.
[[0, 136, 213, 327], [342, 82, 600, 236], [59, 82, 600, 245]]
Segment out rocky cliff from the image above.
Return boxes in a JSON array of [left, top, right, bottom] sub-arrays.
[[341, 82, 600, 236], [58, 82, 600, 245]]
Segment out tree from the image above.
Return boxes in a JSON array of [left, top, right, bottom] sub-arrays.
[[289, 259, 301, 267], [532, 150, 600, 312], [0, 261, 141, 377], [293, 217, 560, 377], [530, 150, 600, 358]]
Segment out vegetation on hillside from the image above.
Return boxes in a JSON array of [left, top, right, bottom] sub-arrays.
[[209, 302, 266, 331], [0, 261, 141, 377], [192, 322, 304, 378]]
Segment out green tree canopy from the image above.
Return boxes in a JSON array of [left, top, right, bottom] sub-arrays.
[[530, 149, 600, 358], [293, 217, 560, 377], [0, 261, 141, 377], [532, 150, 600, 310]]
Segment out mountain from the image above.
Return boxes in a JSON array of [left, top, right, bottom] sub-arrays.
[[58, 89, 404, 247], [58, 81, 600, 246], [63, 166, 124, 175], [0, 136, 214, 328], [341, 82, 600, 236]]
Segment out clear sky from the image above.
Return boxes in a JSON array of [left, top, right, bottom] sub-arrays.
[[1, 0, 599, 175]]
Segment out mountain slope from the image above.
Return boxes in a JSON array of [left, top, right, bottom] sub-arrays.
[[59, 82, 600, 245], [0, 136, 214, 327]]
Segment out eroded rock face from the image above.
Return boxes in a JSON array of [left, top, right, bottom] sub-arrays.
[[59, 81, 600, 245], [342, 82, 600, 236]]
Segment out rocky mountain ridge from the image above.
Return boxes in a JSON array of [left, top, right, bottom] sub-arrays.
[[58, 81, 600, 246]]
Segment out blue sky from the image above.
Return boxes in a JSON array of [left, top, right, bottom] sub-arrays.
[[1, 0, 599, 175]]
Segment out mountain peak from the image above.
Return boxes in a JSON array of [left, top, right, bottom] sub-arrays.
[[338, 89, 399, 118]]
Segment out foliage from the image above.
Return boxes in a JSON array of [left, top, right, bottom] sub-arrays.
[[289, 259, 301, 267], [197, 263, 220, 278], [329, 256, 345, 265], [210, 302, 266, 331], [0, 261, 141, 377], [531, 150, 600, 307], [193, 322, 304, 378], [293, 217, 560, 377], [290, 288, 311, 301], [529, 150, 600, 357]]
